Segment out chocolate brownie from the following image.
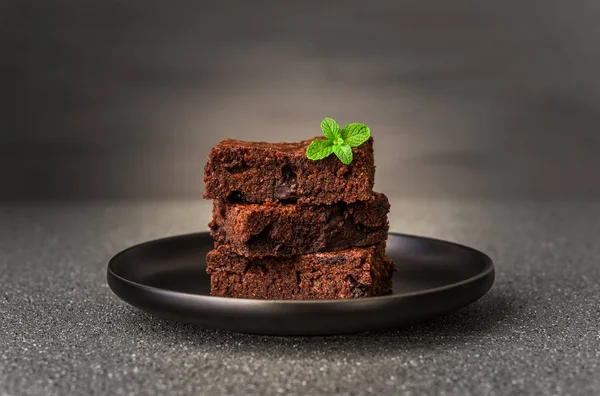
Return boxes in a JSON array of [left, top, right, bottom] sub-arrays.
[[210, 193, 390, 258], [203, 137, 375, 205], [206, 244, 395, 299]]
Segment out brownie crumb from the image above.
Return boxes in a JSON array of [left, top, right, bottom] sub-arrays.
[[346, 275, 369, 298], [226, 190, 245, 203]]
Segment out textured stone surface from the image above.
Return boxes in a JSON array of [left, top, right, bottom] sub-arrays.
[[1, 199, 599, 395]]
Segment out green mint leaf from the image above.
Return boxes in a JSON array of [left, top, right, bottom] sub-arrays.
[[306, 139, 334, 161], [341, 123, 371, 147], [321, 117, 341, 141], [333, 143, 353, 165]]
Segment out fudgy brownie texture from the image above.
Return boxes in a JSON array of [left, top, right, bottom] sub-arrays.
[[203, 137, 375, 205], [206, 244, 395, 299], [210, 193, 390, 258]]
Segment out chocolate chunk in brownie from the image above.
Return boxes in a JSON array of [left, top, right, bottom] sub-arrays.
[[206, 244, 395, 299], [209, 193, 390, 258], [203, 137, 375, 205]]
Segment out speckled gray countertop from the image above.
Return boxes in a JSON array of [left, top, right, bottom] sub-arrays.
[[1, 199, 599, 396]]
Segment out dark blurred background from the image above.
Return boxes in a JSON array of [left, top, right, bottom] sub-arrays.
[[2, 0, 600, 201]]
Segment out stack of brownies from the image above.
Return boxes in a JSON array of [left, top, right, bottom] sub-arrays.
[[203, 137, 395, 299]]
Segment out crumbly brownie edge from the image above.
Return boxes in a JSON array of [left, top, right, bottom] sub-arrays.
[[206, 244, 395, 300], [203, 137, 375, 205], [209, 193, 390, 257]]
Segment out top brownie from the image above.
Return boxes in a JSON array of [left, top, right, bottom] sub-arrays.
[[203, 137, 375, 205]]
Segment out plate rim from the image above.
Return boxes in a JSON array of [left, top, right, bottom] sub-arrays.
[[107, 231, 495, 305]]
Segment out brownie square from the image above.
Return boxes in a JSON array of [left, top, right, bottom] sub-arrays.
[[210, 193, 390, 258], [206, 244, 395, 300], [203, 137, 375, 205]]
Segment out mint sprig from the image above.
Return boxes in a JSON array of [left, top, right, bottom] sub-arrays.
[[306, 117, 371, 165], [306, 139, 334, 160], [321, 117, 341, 142]]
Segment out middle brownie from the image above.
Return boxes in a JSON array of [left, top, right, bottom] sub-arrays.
[[209, 192, 390, 258]]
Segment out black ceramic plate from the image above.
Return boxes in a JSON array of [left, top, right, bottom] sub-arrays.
[[107, 232, 494, 335]]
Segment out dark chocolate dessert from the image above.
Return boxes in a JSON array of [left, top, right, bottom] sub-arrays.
[[203, 118, 395, 300], [203, 137, 375, 205], [210, 193, 390, 258], [207, 244, 394, 300]]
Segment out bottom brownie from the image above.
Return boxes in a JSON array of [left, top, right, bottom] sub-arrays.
[[206, 244, 395, 300]]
